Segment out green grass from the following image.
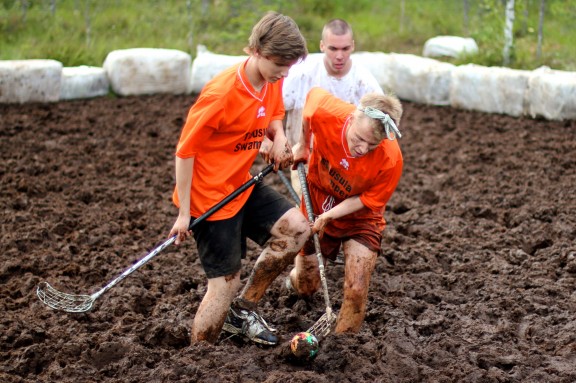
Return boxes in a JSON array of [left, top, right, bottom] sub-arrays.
[[1, 0, 575, 71]]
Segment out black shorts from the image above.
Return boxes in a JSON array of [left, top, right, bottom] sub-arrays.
[[191, 182, 294, 279]]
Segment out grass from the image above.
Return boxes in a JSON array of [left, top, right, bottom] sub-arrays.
[[1, 0, 575, 71]]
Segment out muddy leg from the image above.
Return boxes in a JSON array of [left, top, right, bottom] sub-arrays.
[[335, 239, 377, 333], [191, 271, 241, 343], [240, 208, 310, 302], [288, 253, 322, 296]]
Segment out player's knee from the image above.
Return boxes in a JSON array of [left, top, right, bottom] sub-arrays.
[[286, 209, 311, 246], [295, 276, 320, 297], [344, 282, 369, 307]]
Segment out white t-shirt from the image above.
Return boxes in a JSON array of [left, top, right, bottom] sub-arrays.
[[282, 53, 383, 146]]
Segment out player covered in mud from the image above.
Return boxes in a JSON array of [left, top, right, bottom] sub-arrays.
[[169, 12, 309, 346], [287, 87, 403, 333]]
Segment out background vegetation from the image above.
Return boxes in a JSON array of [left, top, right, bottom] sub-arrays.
[[1, 0, 575, 71]]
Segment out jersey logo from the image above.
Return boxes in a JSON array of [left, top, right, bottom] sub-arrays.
[[322, 195, 336, 213], [257, 106, 266, 118], [340, 158, 350, 170]]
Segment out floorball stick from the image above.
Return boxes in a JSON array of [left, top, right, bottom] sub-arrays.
[[37, 164, 275, 313], [297, 163, 337, 338], [277, 170, 300, 207]]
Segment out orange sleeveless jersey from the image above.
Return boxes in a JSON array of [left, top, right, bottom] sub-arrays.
[[303, 87, 403, 233], [173, 59, 285, 220]]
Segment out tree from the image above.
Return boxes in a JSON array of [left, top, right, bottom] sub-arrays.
[[537, 0, 545, 60], [503, 0, 515, 66]]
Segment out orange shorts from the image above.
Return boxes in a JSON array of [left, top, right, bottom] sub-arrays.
[[300, 182, 385, 260]]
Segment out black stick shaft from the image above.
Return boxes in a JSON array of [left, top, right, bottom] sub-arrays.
[[188, 163, 274, 230]]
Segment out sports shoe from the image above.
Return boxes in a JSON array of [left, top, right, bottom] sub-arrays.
[[222, 299, 278, 346]]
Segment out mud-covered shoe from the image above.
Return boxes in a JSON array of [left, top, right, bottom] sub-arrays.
[[222, 299, 278, 346]]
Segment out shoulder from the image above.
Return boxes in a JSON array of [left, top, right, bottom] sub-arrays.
[[296, 53, 324, 72], [306, 88, 354, 118], [283, 55, 324, 107], [285, 54, 324, 83], [202, 64, 239, 95], [377, 139, 403, 168], [350, 60, 381, 86], [306, 87, 335, 105]]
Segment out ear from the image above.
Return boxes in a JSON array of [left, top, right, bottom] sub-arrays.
[[319, 40, 325, 53]]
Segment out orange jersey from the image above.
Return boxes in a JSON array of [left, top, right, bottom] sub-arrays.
[[173, 59, 285, 220], [303, 87, 403, 233]]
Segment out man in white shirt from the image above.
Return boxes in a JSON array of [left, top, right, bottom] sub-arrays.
[[264, 19, 383, 266], [281, 19, 384, 196]]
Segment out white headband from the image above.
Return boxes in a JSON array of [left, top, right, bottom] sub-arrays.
[[358, 106, 402, 140]]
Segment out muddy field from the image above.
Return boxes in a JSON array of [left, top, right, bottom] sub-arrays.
[[1, 94, 575, 382]]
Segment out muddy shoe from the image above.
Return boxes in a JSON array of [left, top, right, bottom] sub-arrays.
[[222, 299, 278, 346]]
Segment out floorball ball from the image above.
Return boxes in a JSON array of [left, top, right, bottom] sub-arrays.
[[290, 332, 319, 361]]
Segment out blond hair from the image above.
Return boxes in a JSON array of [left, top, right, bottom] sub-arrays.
[[245, 12, 308, 65], [356, 93, 403, 141]]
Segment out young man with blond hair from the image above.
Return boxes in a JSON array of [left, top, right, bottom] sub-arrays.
[[288, 87, 403, 333]]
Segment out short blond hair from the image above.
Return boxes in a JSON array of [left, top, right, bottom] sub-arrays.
[[355, 93, 403, 141]]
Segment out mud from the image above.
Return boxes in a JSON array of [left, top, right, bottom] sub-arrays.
[[1, 94, 575, 382]]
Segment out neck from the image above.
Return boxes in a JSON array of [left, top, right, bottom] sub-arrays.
[[245, 57, 266, 92]]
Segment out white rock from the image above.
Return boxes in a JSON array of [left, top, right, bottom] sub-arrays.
[[190, 45, 247, 94], [0, 59, 62, 103], [103, 48, 191, 96], [423, 36, 479, 59], [450, 64, 531, 117], [387, 53, 455, 105], [351, 51, 395, 92], [60, 66, 110, 100], [527, 66, 576, 120]]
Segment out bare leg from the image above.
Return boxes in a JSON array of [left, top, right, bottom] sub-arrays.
[[240, 208, 310, 302], [335, 239, 377, 333], [191, 271, 241, 343], [289, 252, 322, 296]]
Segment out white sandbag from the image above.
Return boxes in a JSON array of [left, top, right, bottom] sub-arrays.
[[0, 59, 62, 103], [423, 36, 479, 59], [450, 64, 531, 117], [190, 45, 247, 94], [387, 53, 455, 105], [351, 51, 395, 92], [527, 67, 576, 120], [60, 66, 110, 100], [103, 48, 191, 96]]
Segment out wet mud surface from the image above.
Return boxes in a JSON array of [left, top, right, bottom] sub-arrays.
[[1, 94, 575, 382]]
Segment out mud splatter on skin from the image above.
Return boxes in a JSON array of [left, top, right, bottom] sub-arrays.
[[334, 241, 377, 332], [293, 255, 322, 296], [194, 322, 223, 344], [241, 247, 296, 302], [239, 209, 309, 302], [269, 238, 288, 253], [275, 208, 309, 238], [3, 95, 576, 382], [224, 270, 240, 283]]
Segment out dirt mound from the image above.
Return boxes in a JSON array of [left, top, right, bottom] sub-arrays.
[[1, 95, 575, 382]]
